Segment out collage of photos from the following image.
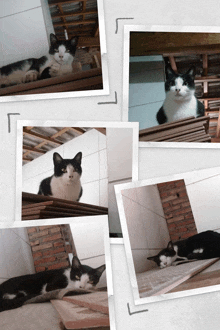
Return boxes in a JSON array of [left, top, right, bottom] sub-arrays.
[[1, 0, 220, 329]]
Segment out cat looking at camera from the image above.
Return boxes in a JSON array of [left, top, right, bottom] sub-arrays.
[[156, 66, 204, 124], [38, 152, 83, 202]]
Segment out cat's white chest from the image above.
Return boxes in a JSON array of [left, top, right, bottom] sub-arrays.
[[163, 94, 197, 122], [50, 176, 81, 201]]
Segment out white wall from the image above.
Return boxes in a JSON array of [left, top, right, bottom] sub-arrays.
[[70, 222, 106, 288], [0, 228, 35, 284], [121, 184, 170, 273], [0, 0, 51, 67], [22, 129, 108, 207], [129, 56, 166, 129]]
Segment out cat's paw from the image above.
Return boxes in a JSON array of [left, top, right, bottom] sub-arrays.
[[25, 70, 39, 83], [49, 63, 61, 77]]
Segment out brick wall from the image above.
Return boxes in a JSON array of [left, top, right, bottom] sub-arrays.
[[27, 225, 72, 273], [157, 179, 197, 241]]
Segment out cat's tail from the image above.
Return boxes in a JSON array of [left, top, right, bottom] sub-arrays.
[[0, 295, 36, 313]]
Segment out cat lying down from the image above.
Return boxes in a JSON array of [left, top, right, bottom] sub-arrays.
[[147, 230, 220, 269], [0, 256, 105, 312], [0, 33, 78, 88]]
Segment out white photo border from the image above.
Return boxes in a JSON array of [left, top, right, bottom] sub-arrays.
[[16, 120, 139, 238], [123, 24, 220, 148], [115, 167, 220, 305], [0, 215, 116, 330], [0, 0, 109, 103]]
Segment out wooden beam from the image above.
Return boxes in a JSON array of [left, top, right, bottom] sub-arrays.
[[69, 127, 85, 135], [168, 56, 177, 72], [23, 128, 63, 145], [49, 0, 87, 5], [53, 20, 96, 28], [94, 128, 106, 135], [203, 54, 208, 76], [23, 146, 46, 154], [51, 10, 97, 20]]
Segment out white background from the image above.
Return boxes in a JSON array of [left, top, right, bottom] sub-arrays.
[[2, 0, 220, 329]]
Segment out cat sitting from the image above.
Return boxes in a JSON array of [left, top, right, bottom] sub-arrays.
[[0, 33, 78, 88], [38, 152, 83, 202], [147, 230, 220, 269], [156, 66, 204, 124], [0, 256, 106, 312]]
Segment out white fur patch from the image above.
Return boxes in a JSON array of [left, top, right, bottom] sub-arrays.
[[51, 164, 81, 201], [163, 77, 197, 122], [3, 293, 17, 300], [193, 248, 204, 253], [64, 269, 92, 290]]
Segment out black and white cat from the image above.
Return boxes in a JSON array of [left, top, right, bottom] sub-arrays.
[[156, 66, 204, 124], [0, 33, 78, 87], [38, 152, 83, 202], [147, 230, 220, 269], [0, 256, 105, 312]]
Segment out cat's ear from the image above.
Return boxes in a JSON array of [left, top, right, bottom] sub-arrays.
[[50, 33, 58, 45], [73, 152, 82, 164], [70, 36, 78, 47], [167, 241, 174, 250], [186, 66, 195, 78], [53, 152, 63, 164], [71, 256, 81, 269], [166, 66, 177, 79], [95, 264, 106, 277]]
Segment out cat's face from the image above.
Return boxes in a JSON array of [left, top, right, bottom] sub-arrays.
[[70, 256, 106, 290], [147, 242, 177, 269], [53, 152, 82, 184], [165, 66, 196, 101], [49, 33, 78, 65]]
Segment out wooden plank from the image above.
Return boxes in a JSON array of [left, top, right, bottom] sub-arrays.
[[51, 300, 110, 329], [137, 258, 219, 298], [49, 0, 87, 5], [22, 201, 106, 214], [53, 20, 96, 28], [139, 121, 209, 141], [0, 68, 102, 96], [22, 192, 108, 212], [13, 76, 103, 95], [139, 116, 200, 136], [151, 126, 206, 142], [63, 292, 109, 315], [22, 205, 102, 216], [203, 54, 208, 76], [168, 269, 220, 293]]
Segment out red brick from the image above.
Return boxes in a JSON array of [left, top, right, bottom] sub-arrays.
[[42, 233, 62, 242], [175, 180, 185, 187], [54, 242, 64, 247], [36, 266, 46, 272], [32, 242, 53, 252], [162, 202, 170, 208], [168, 223, 176, 228], [27, 227, 37, 233], [159, 192, 168, 198], [39, 226, 54, 230], [167, 215, 185, 223], [30, 240, 40, 246], [48, 261, 69, 270], [49, 227, 61, 234], [29, 230, 49, 239], [179, 192, 187, 198], [181, 231, 197, 239], [172, 197, 189, 206], [43, 247, 65, 256], [34, 256, 56, 266], [174, 207, 192, 216], [182, 202, 190, 208], [161, 195, 177, 203], [177, 227, 188, 232], [33, 251, 43, 259], [170, 235, 180, 241], [184, 213, 194, 219]]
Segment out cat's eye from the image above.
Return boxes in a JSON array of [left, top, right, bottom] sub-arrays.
[[61, 168, 67, 173], [75, 275, 80, 280], [66, 49, 70, 53], [54, 49, 59, 52], [183, 81, 188, 86], [88, 280, 93, 284]]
